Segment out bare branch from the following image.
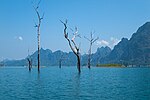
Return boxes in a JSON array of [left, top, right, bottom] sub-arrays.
[[91, 32, 93, 39], [75, 27, 78, 34], [71, 27, 81, 41], [34, 23, 38, 27], [69, 27, 73, 32], [60, 20, 64, 24], [37, 0, 41, 8], [92, 37, 99, 44], [71, 39, 78, 51], [77, 34, 81, 38], [60, 20, 68, 39], [84, 36, 90, 42]]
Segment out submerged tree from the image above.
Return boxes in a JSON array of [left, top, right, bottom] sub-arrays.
[[59, 53, 64, 68], [27, 58, 32, 71], [58, 53, 68, 68], [59, 55, 64, 68], [33, 0, 44, 72], [59, 58, 62, 68], [60, 20, 81, 73], [27, 49, 32, 71], [84, 32, 99, 69]]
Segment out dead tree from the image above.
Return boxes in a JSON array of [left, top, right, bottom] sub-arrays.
[[60, 20, 81, 73], [59, 53, 68, 68], [27, 49, 32, 71], [27, 58, 32, 71], [33, 0, 44, 72], [59, 53, 64, 68], [84, 32, 99, 69], [59, 59, 62, 68]]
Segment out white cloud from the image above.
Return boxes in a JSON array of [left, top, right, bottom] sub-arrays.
[[14, 36, 23, 41], [97, 40, 109, 46], [96, 37, 121, 49], [110, 37, 120, 47], [18, 36, 23, 41]]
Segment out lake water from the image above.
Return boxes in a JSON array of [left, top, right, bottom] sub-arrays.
[[0, 66, 150, 100]]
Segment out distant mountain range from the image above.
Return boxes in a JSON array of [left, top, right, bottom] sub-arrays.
[[2, 46, 111, 66], [2, 22, 150, 66]]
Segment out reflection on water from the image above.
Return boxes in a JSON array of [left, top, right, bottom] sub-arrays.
[[72, 73, 81, 99], [0, 67, 150, 100]]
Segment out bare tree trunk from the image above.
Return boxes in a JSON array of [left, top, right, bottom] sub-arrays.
[[27, 58, 32, 71], [59, 59, 62, 68], [87, 44, 92, 69], [27, 49, 32, 71], [85, 33, 98, 69], [61, 20, 81, 73], [33, 1, 44, 72], [38, 49, 40, 72], [37, 26, 40, 72], [77, 54, 81, 73]]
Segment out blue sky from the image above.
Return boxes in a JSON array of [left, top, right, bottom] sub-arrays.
[[0, 0, 150, 60]]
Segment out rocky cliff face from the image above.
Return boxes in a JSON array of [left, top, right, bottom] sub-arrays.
[[91, 46, 111, 64], [121, 22, 150, 65], [103, 22, 150, 65], [102, 38, 129, 63]]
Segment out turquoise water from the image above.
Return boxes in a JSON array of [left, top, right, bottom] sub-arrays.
[[0, 66, 150, 100]]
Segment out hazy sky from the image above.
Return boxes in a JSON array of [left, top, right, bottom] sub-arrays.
[[0, 0, 150, 60]]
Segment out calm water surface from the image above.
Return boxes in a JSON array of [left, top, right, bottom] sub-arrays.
[[0, 66, 150, 100]]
